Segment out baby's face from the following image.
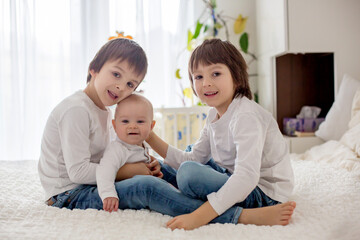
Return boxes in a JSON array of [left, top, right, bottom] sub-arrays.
[[113, 100, 153, 146]]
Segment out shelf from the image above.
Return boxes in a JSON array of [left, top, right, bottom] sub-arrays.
[[284, 135, 325, 154]]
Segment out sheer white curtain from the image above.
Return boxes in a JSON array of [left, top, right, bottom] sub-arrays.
[[0, 0, 89, 161], [109, 0, 198, 108], [0, 0, 199, 161]]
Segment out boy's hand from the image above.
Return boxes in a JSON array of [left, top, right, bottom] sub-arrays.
[[167, 202, 218, 230], [146, 156, 163, 178], [103, 197, 119, 212], [167, 213, 203, 230]]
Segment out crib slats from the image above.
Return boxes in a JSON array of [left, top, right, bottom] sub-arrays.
[[153, 107, 210, 150]]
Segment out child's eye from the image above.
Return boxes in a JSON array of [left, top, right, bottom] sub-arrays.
[[127, 82, 135, 88], [212, 72, 220, 77], [113, 72, 121, 78], [194, 75, 203, 80], [121, 120, 129, 123], [137, 120, 145, 124]]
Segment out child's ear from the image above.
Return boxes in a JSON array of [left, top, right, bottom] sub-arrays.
[[150, 120, 156, 130], [90, 69, 97, 77], [112, 119, 116, 130]]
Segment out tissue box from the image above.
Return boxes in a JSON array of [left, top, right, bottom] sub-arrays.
[[283, 118, 325, 136]]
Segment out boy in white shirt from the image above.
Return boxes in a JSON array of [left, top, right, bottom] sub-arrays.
[[147, 38, 296, 230], [96, 93, 159, 212]]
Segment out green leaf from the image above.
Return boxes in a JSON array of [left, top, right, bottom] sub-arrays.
[[203, 25, 209, 33], [240, 32, 249, 53], [187, 30, 193, 42], [187, 30, 194, 51], [192, 21, 203, 39], [254, 92, 259, 103], [210, 0, 217, 8]]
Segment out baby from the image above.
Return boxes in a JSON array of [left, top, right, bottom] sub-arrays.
[[96, 93, 156, 212]]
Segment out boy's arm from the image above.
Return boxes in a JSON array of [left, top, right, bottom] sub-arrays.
[[167, 201, 218, 230], [61, 108, 98, 184], [148, 126, 212, 170], [115, 162, 152, 181], [115, 157, 163, 181], [146, 131, 169, 159]]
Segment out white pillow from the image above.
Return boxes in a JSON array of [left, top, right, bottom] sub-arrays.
[[340, 89, 360, 156], [315, 74, 360, 141], [348, 89, 360, 129]]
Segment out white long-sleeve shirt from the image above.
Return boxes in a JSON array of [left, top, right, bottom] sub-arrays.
[[96, 138, 151, 201], [38, 90, 114, 201], [165, 97, 294, 215]]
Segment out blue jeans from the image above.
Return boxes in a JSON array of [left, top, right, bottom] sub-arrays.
[[49, 175, 241, 224], [161, 144, 278, 210], [168, 161, 279, 209]]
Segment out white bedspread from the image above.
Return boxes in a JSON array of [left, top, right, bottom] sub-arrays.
[[1, 141, 360, 240]]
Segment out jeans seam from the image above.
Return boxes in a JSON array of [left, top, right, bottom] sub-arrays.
[[231, 206, 242, 224], [66, 185, 85, 203]]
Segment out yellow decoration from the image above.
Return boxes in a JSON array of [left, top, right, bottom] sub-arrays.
[[108, 31, 133, 41], [233, 14, 248, 34], [187, 30, 194, 51], [175, 69, 182, 79], [183, 87, 193, 100]]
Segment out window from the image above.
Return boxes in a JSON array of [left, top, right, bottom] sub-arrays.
[[0, 0, 199, 160]]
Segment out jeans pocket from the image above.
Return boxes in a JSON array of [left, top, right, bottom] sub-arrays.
[[52, 192, 69, 208], [52, 185, 86, 208]]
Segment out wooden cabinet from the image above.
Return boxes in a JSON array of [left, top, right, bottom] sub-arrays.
[[275, 53, 334, 130], [256, 0, 360, 125]]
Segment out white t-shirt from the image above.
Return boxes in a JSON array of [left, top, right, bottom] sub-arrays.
[[38, 90, 114, 201], [165, 97, 294, 215], [96, 138, 151, 201]]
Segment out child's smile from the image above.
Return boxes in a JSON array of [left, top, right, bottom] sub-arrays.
[[127, 130, 140, 136], [107, 90, 119, 100], [204, 91, 219, 97], [113, 97, 154, 146], [87, 60, 142, 109], [193, 63, 235, 117]]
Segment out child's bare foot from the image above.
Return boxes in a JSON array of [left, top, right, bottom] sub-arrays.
[[238, 201, 296, 226]]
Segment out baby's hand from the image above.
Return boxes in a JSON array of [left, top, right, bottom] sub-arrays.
[[103, 197, 119, 212], [147, 156, 163, 178]]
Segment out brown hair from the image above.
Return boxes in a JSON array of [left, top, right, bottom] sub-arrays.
[[188, 38, 252, 100], [87, 38, 148, 83]]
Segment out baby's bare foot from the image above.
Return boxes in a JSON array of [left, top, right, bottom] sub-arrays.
[[238, 201, 296, 226]]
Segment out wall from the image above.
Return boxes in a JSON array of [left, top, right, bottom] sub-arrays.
[[287, 0, 360, 93], [216, 0, 258, 93], [255, 0, 286, 113], [256, 0, 360, 115]]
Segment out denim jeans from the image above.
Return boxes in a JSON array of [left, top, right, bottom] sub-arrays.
[[50, 145, 277, 224], [168, 160, 279, 209], [49, 175, 241, 224], [162, 144, 279, 210]]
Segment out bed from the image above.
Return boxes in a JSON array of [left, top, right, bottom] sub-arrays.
[[1, 82, 360, 240], [1, 141, 359, 240]]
